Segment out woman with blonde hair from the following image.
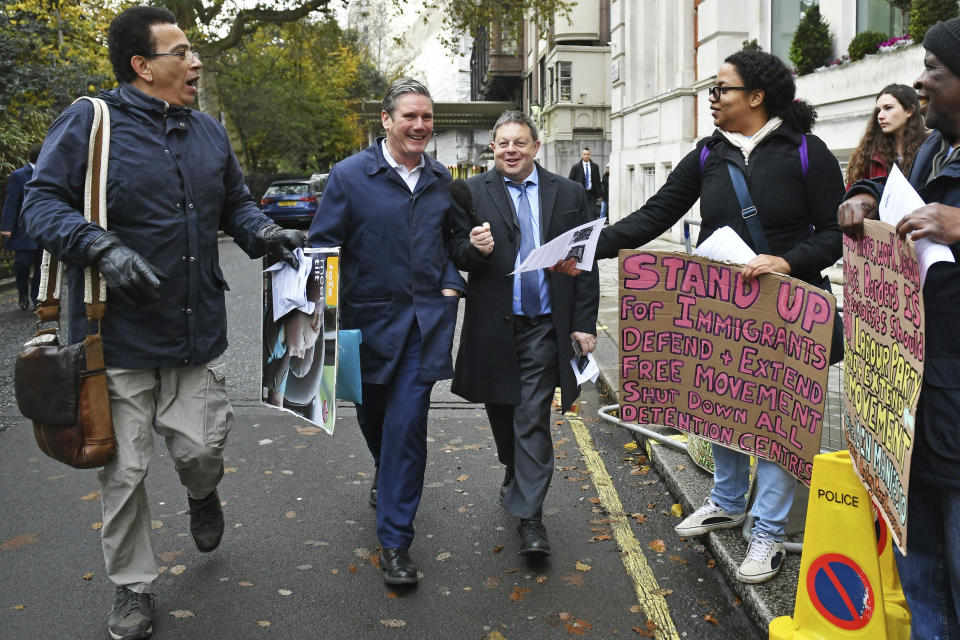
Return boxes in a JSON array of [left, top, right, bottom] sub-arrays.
[[846, 83, 927, 184]]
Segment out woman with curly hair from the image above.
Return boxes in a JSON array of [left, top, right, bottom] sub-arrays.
[[846, 84, 927, 184], [585, 49, 844, 584]]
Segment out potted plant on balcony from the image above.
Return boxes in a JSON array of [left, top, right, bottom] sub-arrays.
[[848, 30, 889, 61], [789, 4, 833, 75]]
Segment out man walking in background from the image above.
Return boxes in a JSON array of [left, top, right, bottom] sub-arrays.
[[1, 143, 43, 310], [568, 147, 602, 220]]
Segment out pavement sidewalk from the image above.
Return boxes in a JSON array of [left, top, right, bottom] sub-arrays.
[[588, 236, 845, 634]]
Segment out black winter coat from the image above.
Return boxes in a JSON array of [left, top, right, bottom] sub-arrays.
[[597, 125, 844, 286]]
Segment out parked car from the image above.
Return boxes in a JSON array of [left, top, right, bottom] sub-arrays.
[[260, 179, 323, 227]]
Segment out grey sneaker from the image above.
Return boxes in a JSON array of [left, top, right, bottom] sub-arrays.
[[737, 533, 786, 584], [107, 586, 153, 640], [674, 498, 746, 537]]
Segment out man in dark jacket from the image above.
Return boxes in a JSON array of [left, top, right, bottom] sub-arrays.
[[569, 147, 602, 219], [1, 143, 43, 309], [309, 78, 465, 586], [451, 111, 599, 556], [21, 7, 303, 640], [838, 18, 960, 638]]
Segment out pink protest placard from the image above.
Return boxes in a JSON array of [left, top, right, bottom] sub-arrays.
[[618, 251, 835, 485], [842, 219, 923, 554]]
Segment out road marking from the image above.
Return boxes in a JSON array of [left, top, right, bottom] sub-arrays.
[[565, 404, 681, 640]]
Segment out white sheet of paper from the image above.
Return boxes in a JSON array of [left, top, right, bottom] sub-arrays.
[[570, 352, 600, 385], [510, 218, 604, 274], [693, 225, 757, 265], [264, 248, 315, 321], [879, 164, 954, 286]]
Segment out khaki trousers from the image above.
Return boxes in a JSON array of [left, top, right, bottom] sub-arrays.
[[98, 358, 233, 592]]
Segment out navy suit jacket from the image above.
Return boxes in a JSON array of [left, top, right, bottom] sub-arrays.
[[308, 140, 465, 384], [1, 163, 38, 251]]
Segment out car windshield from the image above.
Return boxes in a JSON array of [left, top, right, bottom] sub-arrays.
[[265, 183, 310, 196]]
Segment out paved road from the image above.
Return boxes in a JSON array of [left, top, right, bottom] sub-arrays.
[[0, 242, 761, 639]]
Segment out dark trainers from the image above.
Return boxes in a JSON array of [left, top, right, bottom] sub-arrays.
[[187, 489, 224, 552], [107, 586, 153, 640], [674, 498, 746, 537]]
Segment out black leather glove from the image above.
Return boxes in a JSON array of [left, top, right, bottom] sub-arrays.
[[256, 224, 306, 269], [84, 232, 166, 307]]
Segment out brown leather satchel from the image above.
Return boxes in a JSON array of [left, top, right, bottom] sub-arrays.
[[13, 96, 116, 468]]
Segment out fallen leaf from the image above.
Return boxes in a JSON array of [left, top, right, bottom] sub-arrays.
[[492, 545, 504, 555], [629, 605, 642, 613], [1, 533, 39, 551], [485, 633, 507, 640], [704, 612, 719, 626], [48, 474, 66, 481], [457, 506, 468, 513], [285, 511, 296, 519], [151, 520, 163, 530], [559, 612, 573, 621], [733, 597, 742, 607], [564, 618, 594, 635], [648, 540, 666, 554], [623, 442, 638, 451], [264, 470, 272, 475], [536, 575, 547, 584], [456, 474, 469, 482], [504, 567, 519, 573], [82, 572, 94, 580], [668, 555, 689, 565], [561, 573, 585, 587], [277, 589, 292, 596], [331, 569, 339, 575], [676, 464, 686, 471], [349, 565, 357, 573], [223, 467, 238, 473], [295, 425, 323, 436], [436, 551, 451, 561], [81, 490, 100, 501], [574, 561, 591, 572], [157, 551, 183, 563], [380, 619, 406, 628], [555, 451, 568, 459], [238, 581, 253, 587], [169, 565, 186, 576], [670, 504, 683, 517], [632, 626, 655, 637], [651, 588, 673, 596], [706, 558, 716, 568], [483, 577, 500, 589], [11, 605, 25, 610], [509, 586, 531, 602], [555, 420, 563, 425], [169, 610, 195, 618], [91, 522, 103, 530], [590, 534, 612, 543], [386, 591, 398, 598], [281, 470, 293, 476], [257, 621, 271, 627], [587, 497, 601, 504]]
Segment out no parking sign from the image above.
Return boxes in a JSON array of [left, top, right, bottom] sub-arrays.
[[806, 553, 875, 631]]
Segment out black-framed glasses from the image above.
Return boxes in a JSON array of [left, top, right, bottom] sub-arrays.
[[145, 50, 200, 63], [708, 85, 748, 100]]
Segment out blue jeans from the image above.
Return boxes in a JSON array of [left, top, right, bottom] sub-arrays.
[[710, 446, 796, 541], [894, 481, 960, 639]]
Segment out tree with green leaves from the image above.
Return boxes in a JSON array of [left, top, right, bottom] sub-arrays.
[[216, 18, 365, 173], [910, 0, 959, 42], [790, 4, 834, 75]]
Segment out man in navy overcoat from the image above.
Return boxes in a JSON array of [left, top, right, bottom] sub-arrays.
[[1, 143, 43, 309], [308, 78, 464, 585]]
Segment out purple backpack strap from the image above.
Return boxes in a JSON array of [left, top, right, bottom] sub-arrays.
[[799, 134, 808, 178], [699, 145, 711, 173]]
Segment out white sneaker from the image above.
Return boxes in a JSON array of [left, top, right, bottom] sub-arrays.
[[674, 498, 746, 537], [737, 533, 786, 584]]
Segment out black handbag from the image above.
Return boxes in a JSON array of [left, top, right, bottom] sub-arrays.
[[724, 159, 844, 365]]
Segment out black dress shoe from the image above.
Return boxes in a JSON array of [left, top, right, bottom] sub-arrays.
[[18, 293, 29, 310], [187, 489, 224, 552], [518, 519, 550, 557], [379, 547, 418, 585], [499, 466, 514, 498], [369, 467, 379, 508]]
